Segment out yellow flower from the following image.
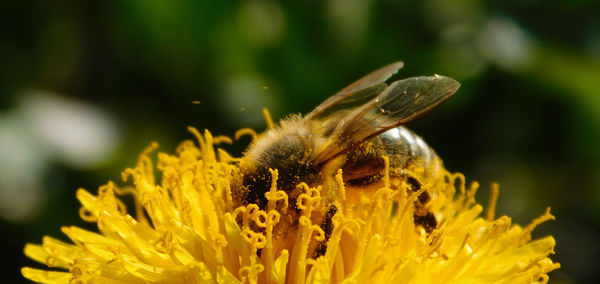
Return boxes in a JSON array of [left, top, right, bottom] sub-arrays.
[[22, 127, 559, 283]]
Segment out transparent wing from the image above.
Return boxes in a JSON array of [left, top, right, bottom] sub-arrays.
[[306, 61, 404, 120], [312, 75, 460, 166]]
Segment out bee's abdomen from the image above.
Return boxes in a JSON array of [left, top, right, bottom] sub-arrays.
[[377, 127, 442, 233], [377, 126, 442, 181], [342, 126, 442, 187]]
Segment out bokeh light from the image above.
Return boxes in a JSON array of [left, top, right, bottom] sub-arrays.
[[0, 91, 119, 223]]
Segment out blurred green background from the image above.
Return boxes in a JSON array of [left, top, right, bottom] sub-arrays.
[[2, 0, 599, 283]]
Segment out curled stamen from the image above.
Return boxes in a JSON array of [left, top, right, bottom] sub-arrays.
[[235, 128, 258, 142], [242, 228, 267, 249]]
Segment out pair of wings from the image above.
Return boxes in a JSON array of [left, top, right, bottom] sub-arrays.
[[305, 61, 461, 166]]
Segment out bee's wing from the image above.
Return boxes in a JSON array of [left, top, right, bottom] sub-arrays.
[[306, 61, 404, 120], [312, 75, 460, 166]]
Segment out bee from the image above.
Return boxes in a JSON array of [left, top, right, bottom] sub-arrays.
[[235, 62, 460, 253]]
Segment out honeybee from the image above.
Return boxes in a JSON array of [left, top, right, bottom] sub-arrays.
[[236, 62, 460, 250]]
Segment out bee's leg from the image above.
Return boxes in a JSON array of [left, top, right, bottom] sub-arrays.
[[403, 174, 437, 234], [314, 205, 337, 257]]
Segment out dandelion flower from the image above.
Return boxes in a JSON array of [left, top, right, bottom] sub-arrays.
[[22, 127, 559, 283]]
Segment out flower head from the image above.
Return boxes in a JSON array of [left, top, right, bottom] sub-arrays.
[[23, 127, 559, 283]]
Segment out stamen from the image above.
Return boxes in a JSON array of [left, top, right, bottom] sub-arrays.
[[486, 182, 500, 221], [262, 108, 275, 130]]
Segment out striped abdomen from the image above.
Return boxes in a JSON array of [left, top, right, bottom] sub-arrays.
[[377, 126, 443, 183]]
